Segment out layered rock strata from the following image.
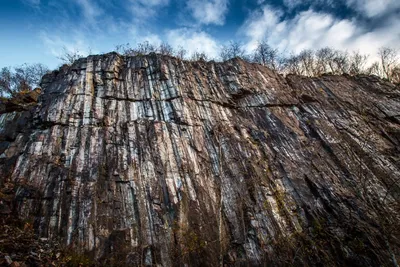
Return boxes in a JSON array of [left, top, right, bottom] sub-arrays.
[[1, 53, 399, 266]]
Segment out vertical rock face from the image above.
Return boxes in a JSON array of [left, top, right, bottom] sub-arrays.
[[1, 53, 400, 266]]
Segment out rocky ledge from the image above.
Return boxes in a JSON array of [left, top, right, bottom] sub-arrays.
[[0, 53, 399, 266]]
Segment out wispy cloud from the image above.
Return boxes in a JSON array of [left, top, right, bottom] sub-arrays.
[[129, 0, 170, 20], [186, 0, 229, 25], [22, 0, 41, 8], [281, 0, 335, 10], [346, 0, 400, 18], [129, 26, 163, 47], [166, 28, 221, 57], [241, 4, 400, 62], [137, 0, 169, 6], [74, 0, 103, 22], [40, 31, 93, 59]]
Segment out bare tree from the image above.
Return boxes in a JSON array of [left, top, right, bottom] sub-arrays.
[[252, 41, 281, 71], [220, 41, 245, 61], [0, 64, 49, 97], [115, 43, 134, 55], [58, 46, 85, 65], [115, 41, 157, 56], [298, 49, 315, 76], [0, 67, 13, 97], [378, 47, 399, 81], [315, 48, 351, 75], [158, 42, 174, 56], [175, 46, 187, 60], [282, 54, 302, 75], [349, 51, 369, 75], [366, 62, 381, 76], [190, 51, 208, 61], [136, 41, 156, 55], [332, 50, 350, 74], [17, 63, 49, 86], [86, 41, 400, 83], [315, 47, 335, 75], [250, 45, 399, 83]]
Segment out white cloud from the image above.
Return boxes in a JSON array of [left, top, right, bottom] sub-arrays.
[[187, 0, 229, 25], [130, 0, 169, 20], [265, 0, 335, 10], [346, 0, 400, 17], [282, 0, 304, 9], [166, 28, 221, 58], [23, 0, 40, 7], [241, 5, 400, 62], [128, 26, 162, 47], [277, 0, 399, 15], [282, 11, 338, 52], [344, 16, 400, 57], [241, 6, 283, 51], [141, 34, 162, 46], [136, 0, 169, 6], [40, 31, 92, 59], [75, 0, 103, 21]]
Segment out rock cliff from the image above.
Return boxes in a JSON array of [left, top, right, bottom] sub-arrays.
[[1, 53, 399, 266]]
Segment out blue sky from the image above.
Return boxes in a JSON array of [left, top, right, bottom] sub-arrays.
[[1, 0, 399, 69]]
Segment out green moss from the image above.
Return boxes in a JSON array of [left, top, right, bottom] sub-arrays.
[[182, 230, 206, 253], [274, 189, 286, 212], [171, 220, 206, 256], [349, 237, 366, 253], [61, 251, 95, 267], [311, 218, 327, 238]]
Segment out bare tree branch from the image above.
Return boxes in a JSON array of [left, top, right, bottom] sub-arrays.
[[220, 41, 245, 61], [0, 64, 49, 97]]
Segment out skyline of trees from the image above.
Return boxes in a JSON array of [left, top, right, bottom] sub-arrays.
[[111, 40, 399, 83], [1, 42, 399, 98]]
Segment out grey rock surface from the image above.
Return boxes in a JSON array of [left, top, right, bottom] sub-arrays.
[[0, 53, 399, 266]]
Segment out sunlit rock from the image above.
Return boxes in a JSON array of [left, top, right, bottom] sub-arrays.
[[0, 53, 399, 266]]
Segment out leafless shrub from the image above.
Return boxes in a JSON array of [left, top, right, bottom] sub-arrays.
[[314, 47, 334, 75], [57, 46, 87, 65], [378, 47, 399, 81], [158, 42, 174, 56], [219, 41, 246, 61], [115, 41, 156, 56], [112, 41, 399, 83], [349, 51, 369, 75], [174, 46, 188, 60], [332, 50, 350, 74], [366, 61, 381, 76], [283, 54, 302, 75], [279, 48, 375, 77], [190, 51, 208, 61], [0, 64, 49, 97], [115, 43, 134, 55], [136, 41, 157, 55], [252, 40, 282, 71], [298, 49, 316, 76]]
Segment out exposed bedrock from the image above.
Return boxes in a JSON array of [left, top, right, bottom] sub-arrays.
[[1, 53, 399, 266]]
